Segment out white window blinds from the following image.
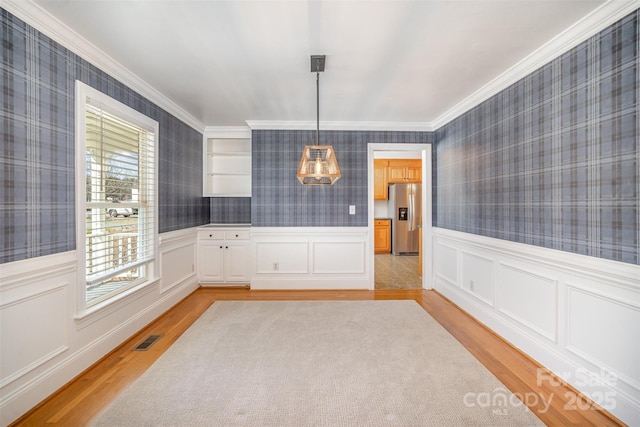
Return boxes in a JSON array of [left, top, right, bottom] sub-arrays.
[[83, 102, 156, 305]]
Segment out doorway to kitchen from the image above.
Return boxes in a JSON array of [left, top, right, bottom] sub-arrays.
[[367, 143, 432, 290], [374, 253, 422, 289]]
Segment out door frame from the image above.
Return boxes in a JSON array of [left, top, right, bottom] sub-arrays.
[[367, 143, 433, 290]]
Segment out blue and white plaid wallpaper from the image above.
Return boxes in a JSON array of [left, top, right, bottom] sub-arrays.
[[435, 10, 639, 264], [2, 7, 638, 266], [210, 197, 251, 224], [1, 9, 209, 264], [251, 130, 434, 227]]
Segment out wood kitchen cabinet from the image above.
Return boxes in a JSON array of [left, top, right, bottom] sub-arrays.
[[374, 160, 389, 200], [387, 159, 421, 183], [374, 219, 391, 254]]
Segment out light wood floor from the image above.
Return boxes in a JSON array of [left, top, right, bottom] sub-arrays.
[[12, 288, 623, 426]]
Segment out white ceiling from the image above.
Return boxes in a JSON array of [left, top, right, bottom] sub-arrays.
[[32, 0, 607, 128]]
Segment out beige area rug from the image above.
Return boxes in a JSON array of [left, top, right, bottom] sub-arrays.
[[94, 301, 544, 426]]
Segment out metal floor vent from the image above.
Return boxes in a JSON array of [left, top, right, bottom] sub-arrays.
[[133, 334, 162, 351]]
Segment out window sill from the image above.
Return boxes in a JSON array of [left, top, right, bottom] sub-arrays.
[[74, 277, 160, 330]]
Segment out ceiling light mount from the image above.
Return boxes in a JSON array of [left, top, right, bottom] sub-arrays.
[[310, 55, 326, 72], [297, 55, 341, 185]]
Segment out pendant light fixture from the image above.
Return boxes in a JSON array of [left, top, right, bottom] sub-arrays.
[[296, 55, 341, 185]]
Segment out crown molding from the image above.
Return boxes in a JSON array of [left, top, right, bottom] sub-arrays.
[[4, 0, 635, 134], [431, 0, 639, 129], [2, 0, 205, 133], [246, 120, 435, 132]]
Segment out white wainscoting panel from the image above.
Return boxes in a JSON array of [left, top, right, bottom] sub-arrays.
[[460, 251, 495, 307], [312, 242, 365, 274], [255, 242, 309, 274], [497, 263, 558, 342], [159, 228, 198, 293], [566, 285, 640, 390], [251, 227, 369, 289], [0, 228, 200, 426], [432, 227, 640, 426], [0, 285, 68, 389], [434, 242, 457, 286]]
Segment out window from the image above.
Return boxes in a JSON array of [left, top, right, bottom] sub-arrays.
[[76, 82, 157, 308]]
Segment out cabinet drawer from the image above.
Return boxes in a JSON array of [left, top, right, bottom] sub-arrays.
[[198, 230, 224, 240], [225, 230, 250, 240], [374, 219, 390, 227]]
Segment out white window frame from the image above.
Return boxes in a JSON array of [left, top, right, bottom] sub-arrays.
[[75, 81, 159, 315]]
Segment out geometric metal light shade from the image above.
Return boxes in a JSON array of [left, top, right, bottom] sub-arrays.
[[296, 145, 341, 185], [296, 54, 342, 186]]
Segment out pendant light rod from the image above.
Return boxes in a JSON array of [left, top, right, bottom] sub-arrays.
[[311, 55, 325, 145], [316, 64, 320, 146]]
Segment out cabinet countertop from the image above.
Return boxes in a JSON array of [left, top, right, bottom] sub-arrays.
[[198, 223, 251, 229]]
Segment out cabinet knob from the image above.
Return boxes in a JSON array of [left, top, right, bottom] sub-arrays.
[[209, 234, 212, 237], [225, 246, 229, 249], [219, 246, 223, 249], [235, 234, 239, 237]]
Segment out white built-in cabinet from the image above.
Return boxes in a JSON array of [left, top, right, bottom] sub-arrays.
[[203, 127, 252, 197], [197, 227, 250, 284]]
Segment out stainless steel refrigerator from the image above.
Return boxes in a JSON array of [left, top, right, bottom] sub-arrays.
[[389, 183, 422, 255]]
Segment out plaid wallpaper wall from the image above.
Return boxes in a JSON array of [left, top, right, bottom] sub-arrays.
[[210, 197, 251, 224], [3, 7, 637, 265], [251, 130, 434, 227], [1, 9, 209, 264], [435, 10, 639, 264]]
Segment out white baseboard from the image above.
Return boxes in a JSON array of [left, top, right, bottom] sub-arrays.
[[250, 277, 370, 290], [432, 228, 640, 426]]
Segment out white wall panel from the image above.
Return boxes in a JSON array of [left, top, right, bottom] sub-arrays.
[[497, 263, 558, 342], [461, 251, 494, 306], [566, 286, 640, 388], [312, 242, 365, 274], [160, 242, 196, 293], [434, 242, 457, 286], [0, 228, 200, 426], [432, 228, 640, 426], [251, 227, 369, 289], [255, 242, 309, 274], [0, 285, 68, 388]]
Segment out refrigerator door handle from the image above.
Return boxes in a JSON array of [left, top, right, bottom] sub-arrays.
[[408, 185, 415, 232]]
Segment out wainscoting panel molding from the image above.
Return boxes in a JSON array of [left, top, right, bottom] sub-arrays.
[[497, 263, 559, 342], [251, 227, 369, 289], [312, 242, 366, 274], [460, 251, 495, 307], [0, 284, 68, 390], [159, 228, 198, 294], [434, 242, 458, 287], [565, 285, 640, 393], [0, 230, 200, 426], [254, 242, 310, 275], [432, 227, 640, 426]]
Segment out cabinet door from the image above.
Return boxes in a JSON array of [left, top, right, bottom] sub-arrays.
[[374, 220, 391, 254], [224, 241, 249, 282], [405, 160, 422, 182], [198, 241, 224, 282], [373, 160, 389, 200], [387, 162, 406, 183], [387, 159, 422, 183]]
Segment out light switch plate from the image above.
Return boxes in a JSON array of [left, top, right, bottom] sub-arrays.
[[349, 205, 356, 215]]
